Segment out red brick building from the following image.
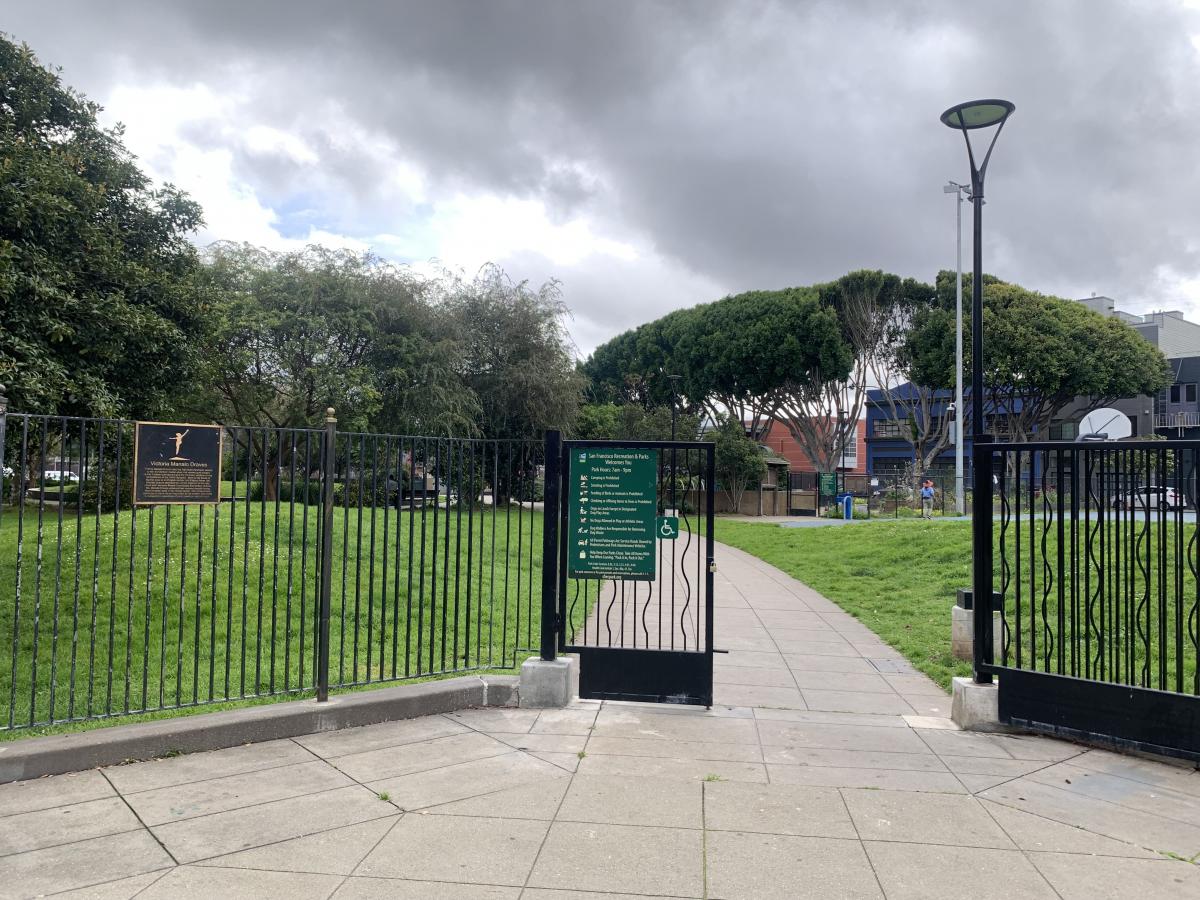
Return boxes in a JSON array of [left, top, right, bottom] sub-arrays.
[[755, 418, 867, 474]]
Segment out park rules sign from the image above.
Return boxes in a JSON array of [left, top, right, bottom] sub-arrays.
[[133, 422, 223, 505], [567, 447, 658, 581]]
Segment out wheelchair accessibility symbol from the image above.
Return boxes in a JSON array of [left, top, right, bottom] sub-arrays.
[[656, 515, 679, 540]]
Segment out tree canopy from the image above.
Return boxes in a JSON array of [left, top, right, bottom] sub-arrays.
[[909, 274, 1172, 440], [584, 268, 1173, 469], [583, 286, 850, 449], [0, 36, 206, 416]]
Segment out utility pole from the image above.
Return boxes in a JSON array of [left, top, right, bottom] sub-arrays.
[[945, 181, 968, 516]]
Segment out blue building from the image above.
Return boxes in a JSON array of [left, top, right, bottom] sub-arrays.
[[864, 385, 960, 478], [863, 384, 1149, 478]]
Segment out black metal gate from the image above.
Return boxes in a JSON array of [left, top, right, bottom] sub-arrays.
[[976, 439, 1200, 762], [540, 433, 715, 706]]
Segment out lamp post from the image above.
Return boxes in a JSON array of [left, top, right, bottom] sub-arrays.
[[666, 374, 682, 514], [666, 374, 682, 442], [941, 98, 1014, 686], [943, 181, 970, 517]]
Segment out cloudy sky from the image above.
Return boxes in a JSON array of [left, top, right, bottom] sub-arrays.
[[8, 1, 1200, 355]]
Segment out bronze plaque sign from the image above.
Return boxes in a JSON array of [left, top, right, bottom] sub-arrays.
[[133, 422, 223, 505]]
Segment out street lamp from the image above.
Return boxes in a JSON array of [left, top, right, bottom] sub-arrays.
[[943, 180, 970, 516], [941, 98, 1014, 686]]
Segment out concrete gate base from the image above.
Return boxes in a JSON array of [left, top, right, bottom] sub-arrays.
[[518, 655, 578, 708], [950, 676, 1016, 732]]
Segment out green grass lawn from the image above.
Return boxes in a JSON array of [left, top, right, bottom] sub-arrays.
[[0, 500, 568, 735], [713, 517, 1200, 694], [714, 519, 973, 689]]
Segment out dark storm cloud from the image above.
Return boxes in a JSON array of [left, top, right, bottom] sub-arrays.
[[8, 0, 1200, 336]]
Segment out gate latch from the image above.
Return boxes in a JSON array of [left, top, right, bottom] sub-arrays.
[[708, 560, 717, 573]]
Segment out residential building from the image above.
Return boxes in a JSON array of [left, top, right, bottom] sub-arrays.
[[1075, 294, 1200, 438], [863, 386, 1150, 477], [755, 418, 867, 475], [1154, 354, 1200, 438]]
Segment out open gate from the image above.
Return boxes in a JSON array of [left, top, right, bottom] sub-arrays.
[[539, 432, 715, 706], [977, 439, 1200, 762]]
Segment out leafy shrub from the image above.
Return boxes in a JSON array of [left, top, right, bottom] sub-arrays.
[[79, 473, 121, 512], [512, 476, 545, 503], [333, 479, 392, 508]]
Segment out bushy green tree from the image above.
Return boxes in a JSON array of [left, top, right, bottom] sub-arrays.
[[909, 275, 1171, 440], [708, 416, 767, 511], [583, 285, 853, 467], [574, 402, 700, 442], [440, 264, 585, 441], [0, 36, 206, 416]]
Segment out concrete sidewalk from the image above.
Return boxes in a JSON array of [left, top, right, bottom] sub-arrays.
[[1, 542, 1198, 898]]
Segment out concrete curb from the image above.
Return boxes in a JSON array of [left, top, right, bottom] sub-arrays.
[[0, 674, 519, 783]]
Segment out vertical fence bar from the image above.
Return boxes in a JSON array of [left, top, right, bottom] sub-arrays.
[[540, 431, 561, 661], [317, 409, 336, 702]]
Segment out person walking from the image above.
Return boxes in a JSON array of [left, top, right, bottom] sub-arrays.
[[920, 479, 935, 519]]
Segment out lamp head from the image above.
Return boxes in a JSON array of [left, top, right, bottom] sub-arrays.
[[940, 99, 1015, 130]]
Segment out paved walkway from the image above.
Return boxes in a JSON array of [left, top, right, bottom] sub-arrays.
[[2, 543, 1199, 898]]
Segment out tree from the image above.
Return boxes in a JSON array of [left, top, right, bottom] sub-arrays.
[[868, 276, 957, 482], [0, 36, 206, 416], [191, 244, 399, 498], [574, 402, 701, 442], [909, 275, 1172, 441], [440, 264, 584, 441], [708, 416, 767, 511], [772, 271, 907, 473], [193, 244, 386, 430], [583, 286, 852, 457]]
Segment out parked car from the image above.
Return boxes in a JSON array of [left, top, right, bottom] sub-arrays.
[[1111, 486, 1188, 511], [41, 470, 79, 483]]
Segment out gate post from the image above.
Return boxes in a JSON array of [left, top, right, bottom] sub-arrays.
[[316, 407, 336, 702], [972, 435, 995, 683], [540, 430, 561, 661]]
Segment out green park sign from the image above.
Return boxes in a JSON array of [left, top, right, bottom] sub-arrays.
[[567, 447, 658, 581], [818, 472, 838, 499]]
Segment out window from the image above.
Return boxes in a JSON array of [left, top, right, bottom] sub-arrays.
[[1165, 383, 1196, 411], [983, 415, 1014, 437], [1048, 422, 1077, 441], [873, 419, 905, 438], [837, 439, 858, 469]]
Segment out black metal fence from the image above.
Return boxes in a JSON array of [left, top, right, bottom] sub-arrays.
[[973, 439, 1200, 759], [786, 470, 970, 518], [0, 406, 547, 732], [983, 441, 1200, 694]]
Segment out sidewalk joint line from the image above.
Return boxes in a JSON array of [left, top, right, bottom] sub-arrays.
[[99, 767, 180, 867]]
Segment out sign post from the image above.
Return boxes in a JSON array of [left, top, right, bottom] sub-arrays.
[[567, 447, 658, 581]]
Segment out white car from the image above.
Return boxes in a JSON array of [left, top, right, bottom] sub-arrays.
[[1111, 486, 1187, 511], [42, 470, 79, 483]]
